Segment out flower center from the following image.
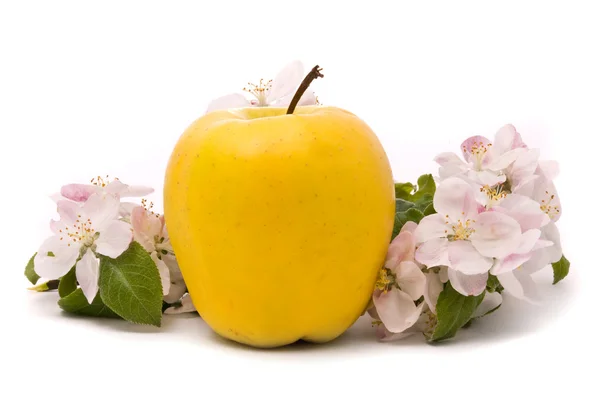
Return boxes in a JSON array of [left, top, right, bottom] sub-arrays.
[[463, 141, 492, 170], [539, 190, 560, 219], [445, 216, 476, 241], [374, 267, 396, 292], [59, 214, 96, 247], [480, 184, 508, 206], [244, 78, 272, 106]]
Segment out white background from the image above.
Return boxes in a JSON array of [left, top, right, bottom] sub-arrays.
[[1, 1, 597, 400]]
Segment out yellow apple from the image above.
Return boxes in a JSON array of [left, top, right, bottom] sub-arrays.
[[164, 106, 394, 347]]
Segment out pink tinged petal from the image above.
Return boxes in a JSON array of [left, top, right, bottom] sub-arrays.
[[119, 202, 138, 217], [82, 193, 120, 231], [509, 149, 540, 187], [447, 269, 488, 296], [424, 271, 444, 313], [497, 194, 550, 231], [95, 220, 132, 258], [298, 90, 318, 106], [473, 291, 503, 318], [493, 124, 526, 154], [34, 236, 80, 279], [151, 252, 171, 296], [394, 261, 426, 300], [131, 206, 161, 252], [401, 221, 418, 234], [534, 178, 561, 222], [50, 193, 66, 203], [266, 60, 304, 102], [415, 238, 450, 268], [461, 135, 492, 164], [538, 160, 559, 180], [515, 229, 541, 254], [434, 177, 479, 221], [164, 293, 197, 314], [521, 223, 562, 273], [206, 93, 250, 113], [485, 148, 524, 171], [385, 231, 416, 268], [497, 269, 540, 303], [468, 170, 506, 187], [60, 184, 98, 202], [56, 200, 80, 226], [541, 222, 562, 262], [448, 240, 493, 274], [76, 249, 100, 304], [435, 152, 466, 167], [470, 211, 522, 259], [107, 180, 154, 198], [49, 219, 62, 234], [490, 253, 533, 275], [373, 289, 423, 333], [165, 281, 187, 304], [414, 214, 448, 243], [376, 324, 415, 342]]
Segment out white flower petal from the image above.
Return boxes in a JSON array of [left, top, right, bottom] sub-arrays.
[[468, 170, 506, 187], [385, 231, 415, 269], [515, 229, 541, 254], [521, 222, 562, 273], [533, 178, 561, 222], [470, 211, 522, 259], [401, 221, 418, 234], [413, 214, 448, 244], [497, 194, 550, 231], [164, 293, 197, 314], [424, 271, 444, 313], [82, 193, 120, 231], [538, 160, 559, 180], [206, 93, 250, 113], [56, 200, 80, 226], [76, 249, 100, 304], [373, 289, 423, 333], [493, 124, 525, 155], [415, 238, 450, 268], [498, 269, 539, 303], [448, 240, 493, 274], [435, 152, 466, 167], [395, 261, 426, 300], [447, 269, 488, 296], [473, 291, 503, 318], [151, 252, 171, 296], [95, 220, 132, 258], [266, 60, 304, 103], [119, 202, 138, 217], [434, 177, 479, 221], [34, 236, 80, 279], [439, 266, 449, 283], [130, 206, 161, 252], [508, 149, 540, 190], [485, 148, 523, 171], [490, 252, 533, 275]]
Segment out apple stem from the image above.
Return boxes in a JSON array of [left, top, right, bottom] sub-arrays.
[[286, 65, 324, 114]]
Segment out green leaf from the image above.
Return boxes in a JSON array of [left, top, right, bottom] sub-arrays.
[[413, 174, 436, 200], [394, 174, 436, 203], [58, 267, 78, 298], [98, 242, 163, 327], [423, 203, 436, 216], [486, 274, 503, 293], [58, 288, 120, 318], [552, 255, 570, 285], [24, 253, 40, 285], [414, 193, 433, 211], [394, 182, 415, 200], [430, 283, 485, 342], [404, 208, 425, 224], [395, 198, 416, 213]]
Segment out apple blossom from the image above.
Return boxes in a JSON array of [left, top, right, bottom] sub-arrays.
[[369, 222, 426, 336], [34, 194, 132, 303], [206, 60, 318, 113], [130, 206, 186, 303], [414, 177, 528, 296], [435, 125, 526, 188]]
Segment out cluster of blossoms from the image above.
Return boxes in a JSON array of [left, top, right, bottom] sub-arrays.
[[370, 125, 565, 340], [32, 177, 195, 315]]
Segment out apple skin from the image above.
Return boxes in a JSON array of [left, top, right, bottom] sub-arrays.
[[164, 106, 395, 348]]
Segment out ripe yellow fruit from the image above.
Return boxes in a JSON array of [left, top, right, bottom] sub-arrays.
[[164, 106, 395, 348]]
